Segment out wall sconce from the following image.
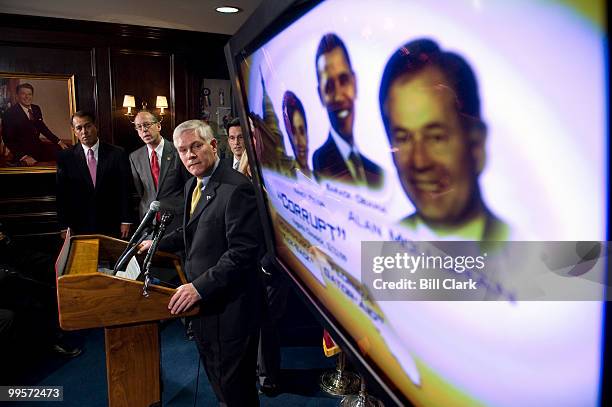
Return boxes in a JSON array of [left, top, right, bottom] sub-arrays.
[[122, 94, 169, 122], [122, 95, 136, 118], [156, 96, 168, 119]]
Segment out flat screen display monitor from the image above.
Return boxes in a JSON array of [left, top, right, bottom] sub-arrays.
[[225, 1, 608, 405]]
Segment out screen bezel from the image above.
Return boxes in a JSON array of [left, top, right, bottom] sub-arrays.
[[224, 1, 610, 405]]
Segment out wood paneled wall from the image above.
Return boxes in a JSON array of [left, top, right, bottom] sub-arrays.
[[0, 13, 230, 239]]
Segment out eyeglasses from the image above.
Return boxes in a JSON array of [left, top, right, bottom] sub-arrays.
[[135, 122, 158, 131]]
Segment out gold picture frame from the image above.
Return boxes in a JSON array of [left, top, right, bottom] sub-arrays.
[[0, 72, 77, 174]]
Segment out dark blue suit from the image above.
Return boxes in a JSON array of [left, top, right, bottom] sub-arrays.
[[312, 134, 384, 188], [2, 104, 61, 162], [56, 142, 132, 237], [160, 163, 262, 406]]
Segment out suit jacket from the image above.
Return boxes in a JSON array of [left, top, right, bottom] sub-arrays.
[[2, 104, 60, 161], [129, 140, 189, 232], [56, 142, 132, 237], [312, 134, 384, 188], [160, 163, 262, 341], [221, 156, 239, 170]]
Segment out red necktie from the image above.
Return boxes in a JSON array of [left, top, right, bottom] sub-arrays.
[[150, 150, 160, 189], [27, 107, 34, 121]]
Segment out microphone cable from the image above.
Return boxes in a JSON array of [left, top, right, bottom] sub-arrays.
[[193, 354, 202, 407]]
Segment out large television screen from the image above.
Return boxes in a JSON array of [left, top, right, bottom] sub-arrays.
[[226, 0, 608, 405]]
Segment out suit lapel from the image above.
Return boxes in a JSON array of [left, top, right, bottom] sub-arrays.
[[95, 143, 107, 189], [138, 146, 156, 193], [32, 105, 42, 120], [187, 180, 218, 227], [74, 145, 94, 189], [157, 141, 173, 189], [186, 165, 225, 227], [17, 105, 29, 121], [326, 135, 351, 179]]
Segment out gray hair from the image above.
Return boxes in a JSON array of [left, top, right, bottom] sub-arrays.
[[173, 120, 215, 144], [135, 110, 160, 123]]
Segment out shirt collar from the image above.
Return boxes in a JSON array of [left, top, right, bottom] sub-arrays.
[[147, 138, 164, 159], [329, 127, 360, 161], [410, 214, 487, 240], [81, 139, 100, 154], [19, 104, 32, 116], [197, 157, 221, 190]]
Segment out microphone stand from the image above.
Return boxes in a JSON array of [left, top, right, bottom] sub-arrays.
[[113, 202, 160, 273], [113, 227, 152, 275], [142, 212, 173, 297]]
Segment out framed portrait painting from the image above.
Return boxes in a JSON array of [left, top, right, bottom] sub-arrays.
[[0, 72, 76, 173]]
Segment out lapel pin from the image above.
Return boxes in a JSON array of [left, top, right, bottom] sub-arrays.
[[206, 195, 212, 200]]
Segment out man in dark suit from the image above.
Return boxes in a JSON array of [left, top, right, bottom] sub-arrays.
[[2, 83, 69, 166], [56, 111, 132, 238], [129, 111, 189, 233], [222, 118, 244, 170], [313, 33, 384, 188], [141, 120, 262, 406]]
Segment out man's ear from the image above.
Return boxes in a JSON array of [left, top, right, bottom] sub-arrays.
[[210, 137, 218, 152], [470, 122, 487, 175]]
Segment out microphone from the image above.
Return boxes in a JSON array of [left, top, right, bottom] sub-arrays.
[[112, 229, 151, 274], [113, 201, 160, 273], [129, 200, 161, 245], [142, 211, 174, 297]]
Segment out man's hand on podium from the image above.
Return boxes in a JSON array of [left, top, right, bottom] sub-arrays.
[[169, 283, 201, 315], [137, 240, 153, 254], [120, 223, 131, 239]]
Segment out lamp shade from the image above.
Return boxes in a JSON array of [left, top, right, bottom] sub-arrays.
[[155, 96, 168, 109], [122, 95, 136, 108]]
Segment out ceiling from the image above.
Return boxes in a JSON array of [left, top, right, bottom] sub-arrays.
[[0, 0, 263, 34]]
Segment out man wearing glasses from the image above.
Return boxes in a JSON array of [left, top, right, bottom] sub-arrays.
[[129, 110, 189, 234]]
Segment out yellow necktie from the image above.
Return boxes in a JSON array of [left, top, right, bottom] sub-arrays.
[[190, 179, 202, 216]]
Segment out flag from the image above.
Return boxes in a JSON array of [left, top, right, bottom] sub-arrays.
[[322, 329, 341, 357]]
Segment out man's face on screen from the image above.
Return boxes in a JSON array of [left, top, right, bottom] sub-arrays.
[[385, 67, 483, 224], [317, 47, 356, 143]]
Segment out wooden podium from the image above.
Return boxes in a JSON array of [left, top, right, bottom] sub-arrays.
[[55, 233, 198, 407]]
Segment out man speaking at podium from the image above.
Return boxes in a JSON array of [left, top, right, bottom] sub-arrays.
[[140, 120, 262, 406]]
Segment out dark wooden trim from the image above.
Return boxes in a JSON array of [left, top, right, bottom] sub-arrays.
[[0, 13, 230, 52], [0, 12, 231, 238], [0, 196, 56, 204]]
